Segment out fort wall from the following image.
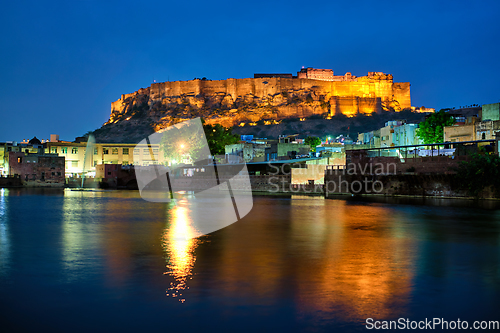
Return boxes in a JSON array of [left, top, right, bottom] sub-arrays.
[[108, 72, 411, 128]]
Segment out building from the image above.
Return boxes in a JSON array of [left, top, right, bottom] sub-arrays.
[[254, 73, 293, 79], [444, 117, 478, 142], [265, 142, 311, 161], [481, 103, 500, 121], [475, 120, 500, 140], [296, 68, 358, 82], [225, 142, 267, 163], [380, 121, 404, 147], [45, 138, 165, 176], [8, 150, 65, 187], [393, 123, 421, 146], [0, 137, 46, 175]]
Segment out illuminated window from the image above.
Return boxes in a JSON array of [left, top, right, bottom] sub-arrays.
[[122, 148, 129, 155], [71, 148, 78, 154], [123, 161, 128, 165], [112, 148, 118, 155], [17, 157, 22, 163], [103, 148, 109, 155]]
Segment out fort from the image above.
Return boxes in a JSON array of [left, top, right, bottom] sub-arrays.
[[103, 68, 412, 139]]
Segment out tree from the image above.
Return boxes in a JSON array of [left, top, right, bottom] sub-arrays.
[[160, 121, 207, 165], [304, 136, 321, 152], [416, 110, 455, 144], [455, 151, 500, 198], [203, 123, 239, 155]]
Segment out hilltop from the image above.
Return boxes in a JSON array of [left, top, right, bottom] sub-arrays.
[[92, 69, 419, 143]]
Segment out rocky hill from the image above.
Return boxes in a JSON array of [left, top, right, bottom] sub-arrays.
[[92, 73, 417, 143]]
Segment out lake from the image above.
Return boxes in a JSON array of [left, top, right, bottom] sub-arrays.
[[0, 188, 499, 332]]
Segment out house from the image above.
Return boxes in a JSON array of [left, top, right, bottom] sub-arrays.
[[225, 142, 267, 163], [8, 150, 65, 187], [380, 121, 404, 147], [265, 142, 311, 161], [45, 136, 165, 177], [443, 117, 478, 142], [393, 123, 421, 146]]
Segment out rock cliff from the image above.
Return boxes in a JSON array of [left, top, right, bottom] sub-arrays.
[[94, 73, 412, 143]]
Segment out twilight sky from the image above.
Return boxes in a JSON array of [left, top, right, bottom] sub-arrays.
[[1, 0, 499, 142]]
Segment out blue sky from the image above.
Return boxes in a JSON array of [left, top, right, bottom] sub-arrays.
[[1, 0, 499, 142]]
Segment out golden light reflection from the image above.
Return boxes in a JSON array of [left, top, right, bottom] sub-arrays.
[[162, 201, 200, 303], [290, 201, 417, 322], [61, 191, 103, 282]]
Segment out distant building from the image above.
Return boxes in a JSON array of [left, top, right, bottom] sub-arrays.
[[45, 139, 165, 176], [265, 143, 311, 161], [225, 142, 267, 163], [296, 68, 358, 82], [393, 123, 421, 146], [481, 103, 500, 121], [475, 119, 500, 140], [8, 150, 65, 187], [1, 137, 47, 175], [380, 120, 404, 147], [443, 117, 478, 142], [254, 73, 293, 79]]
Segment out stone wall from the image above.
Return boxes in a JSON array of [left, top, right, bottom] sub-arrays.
[[107, 73, 411, 128]]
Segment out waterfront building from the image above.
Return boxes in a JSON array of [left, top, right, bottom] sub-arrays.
[[8, 150, 65, 187], [45, 137, 164, 177]]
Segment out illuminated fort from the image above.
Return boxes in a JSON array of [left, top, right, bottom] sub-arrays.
[[107, 68, 412, 129]]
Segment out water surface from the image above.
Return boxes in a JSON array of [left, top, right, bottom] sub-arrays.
[[0, 188, 499, 332]]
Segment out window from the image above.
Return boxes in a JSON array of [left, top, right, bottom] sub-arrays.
[[94, 148, 98, 155], [123, 161, 129, 165], [51, 172, 55, 176], [51, 147, 57, 154], [122, 148, 129, 155], [61, 147, 68, 154], [94, 161, 98, 167], [112, 148, 118, 155], [133, 148, 140, 156], [143, 148, 150, 154], [71, 161, 78, 167], [103, 148, 109, 155], [71, 148, 78, 154], [17, 157, 22, 163], [152, 148, 159, 154], [57, 172, 61, 176]]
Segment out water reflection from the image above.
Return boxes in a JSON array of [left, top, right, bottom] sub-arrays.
[[292, 201, 417, 322], [61, 190, 103, 281], [0, 189, 10, 276], [162, 199, 200, 302]]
